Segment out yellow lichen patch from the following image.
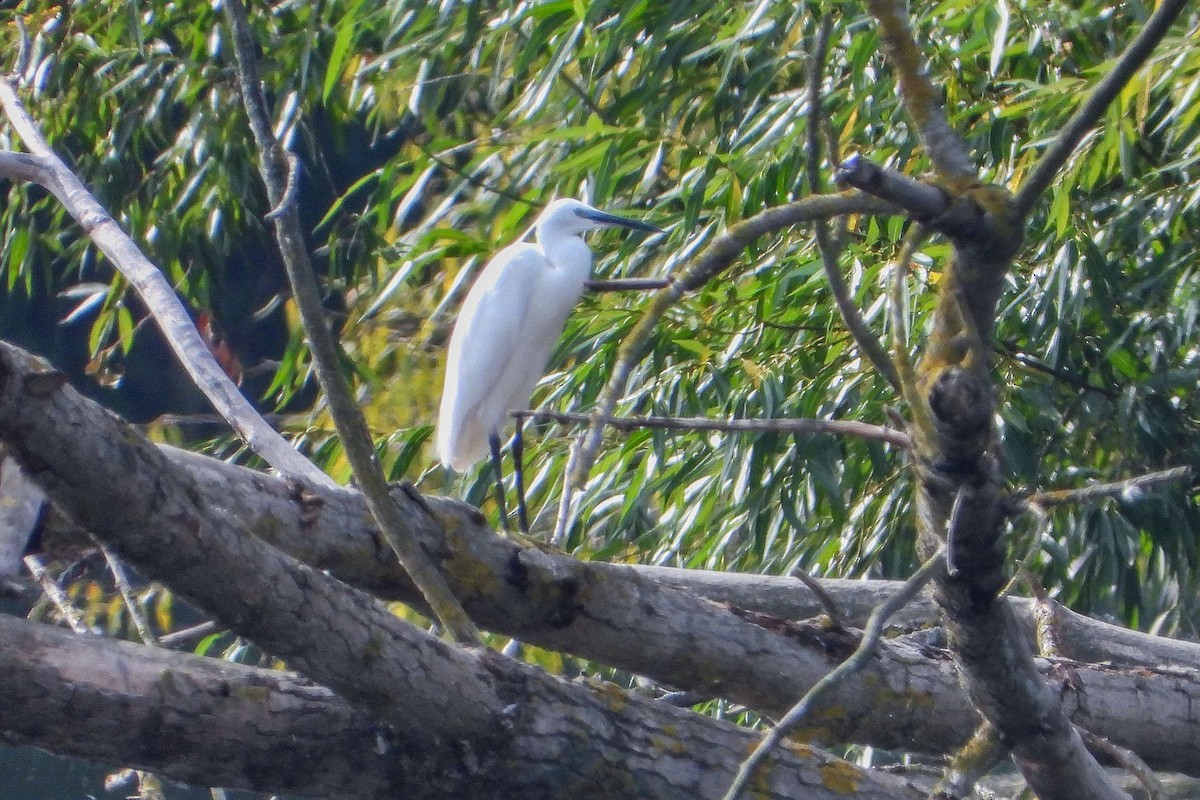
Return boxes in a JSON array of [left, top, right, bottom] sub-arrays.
[[587, 678, 629, 713], [819, 761, 861, 794], [233, 685, 270, 703], [442, 547, 502, 599], [780, 739, 815, 759]]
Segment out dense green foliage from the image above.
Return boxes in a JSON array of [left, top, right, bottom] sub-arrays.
[[2, 0, 1198, 634]]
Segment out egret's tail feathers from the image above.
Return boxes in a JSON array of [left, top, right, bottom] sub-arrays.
[[436, 417, 488, 472]]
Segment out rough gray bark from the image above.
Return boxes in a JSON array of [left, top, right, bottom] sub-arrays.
[[10, 336, 1200, 778], [1, 612, 933, 800], [0, 340, 923, 800]]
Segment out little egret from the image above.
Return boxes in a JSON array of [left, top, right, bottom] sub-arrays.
[[437, 198, 662, 532]]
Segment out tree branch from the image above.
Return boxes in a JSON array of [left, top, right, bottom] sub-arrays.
[[0, 343, 933, 800], [9, 336, 1200, 777], [584, 277, 671, 292], [1012, 0, 1191, 218], [864, 0, 976, 182], [514, 409, 911, 448], [1024, 466, 1191, 510], [222, 0, 477, 644], [807, 16, 899, 391], [0, 81, 336, 490], [835, 154, 948, 220]]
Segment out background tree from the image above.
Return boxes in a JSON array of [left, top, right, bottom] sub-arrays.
[[0, 1, 1198, 798]]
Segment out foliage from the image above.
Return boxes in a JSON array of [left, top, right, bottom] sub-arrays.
[[2, 0, 1199, 635]]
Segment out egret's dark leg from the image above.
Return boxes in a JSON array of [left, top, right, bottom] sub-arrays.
[[511, 421, 531, 534], [487, 432, 510, 532]]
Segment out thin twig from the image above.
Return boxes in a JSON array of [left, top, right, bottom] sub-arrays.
[[158, 620, 219, 649], [865, 0, 976, 181], [720, 546, 946, 800], [0, 79, 336, 490], [1077, 727, 1163, 800], [23, 554, 91, 634], [223, 0, 478, 644], [584, 277, 671, 293], [1025, 466, 1190, 510], [562, 193, 898, 486], [95, 539, 158, 646], [997, 341, 1119, 399], [789, 564, 843, 629], [888, 223, 939, 453], [807, 15, 899, 391], [1013, 0, 1191, 217], [514, 409, 911, 448]]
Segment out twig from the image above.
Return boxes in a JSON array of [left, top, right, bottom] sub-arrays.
[[223, 0, 478, 644], [807, 15, 900, 391], [0, 80, 336, 490], [514, 409, 911, 448], [584, 277, 671, 292], [997, 341, 1119, 399], [95, 539, 158, 646], [789, 564, 843, 629], [1077, 727, 1162, 800], [1013, 0, 1191, 218], [865, 0, 976, 182], [158, 620, 219, 649], [23, 554, 91, 634], [887, 223, 938, 450], [720, 546, 946, 800], [1025, 466, 1190, 510], [9, 18, 30, 80]]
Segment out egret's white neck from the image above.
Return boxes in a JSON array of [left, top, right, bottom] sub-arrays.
[[537, 229, 594, 282]]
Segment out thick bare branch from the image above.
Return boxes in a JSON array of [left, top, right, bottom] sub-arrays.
[[1013, 0, 1192, 218], [9, 335, 1200, 777], [222, 0, 477, 644], [835, 154, 948, 220], [0, 81, 336, 489], [0, 345, 928, 800]]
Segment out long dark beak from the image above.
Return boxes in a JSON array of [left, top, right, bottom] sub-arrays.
[[577, 207, 664, 234]]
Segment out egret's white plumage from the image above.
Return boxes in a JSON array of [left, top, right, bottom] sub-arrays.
[[437, 199, 660, 497]]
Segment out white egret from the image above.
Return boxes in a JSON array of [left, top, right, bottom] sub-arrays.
[[437, 198, 662, 532]]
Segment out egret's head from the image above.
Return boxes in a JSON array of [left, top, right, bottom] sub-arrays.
[[536, 198, 662, 240]]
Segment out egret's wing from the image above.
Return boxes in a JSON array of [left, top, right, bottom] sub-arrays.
[[437, 243, 545, 469]]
